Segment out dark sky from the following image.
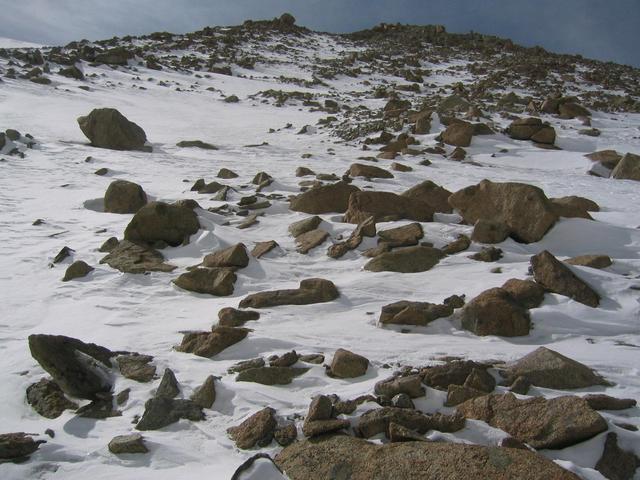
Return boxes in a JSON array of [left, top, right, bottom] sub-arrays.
[[1, 0, 638, 67]]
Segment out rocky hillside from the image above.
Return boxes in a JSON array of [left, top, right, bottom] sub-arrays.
[[0, 14, 639, 480]]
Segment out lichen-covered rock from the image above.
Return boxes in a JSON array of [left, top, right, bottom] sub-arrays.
[[78, 108, 148, 151]]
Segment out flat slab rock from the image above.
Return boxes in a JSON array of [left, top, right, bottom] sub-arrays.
[[239, 278, 339, 308], [274, 434, 580, 480], [457, 393, 607, 449], [236, 366, 309, 385], [364, 246, 444, 273], [100, 240, 176, 273], [176, 327, 249, 358]]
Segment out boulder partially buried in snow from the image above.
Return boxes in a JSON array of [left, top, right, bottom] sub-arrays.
[[176, 327, 249, 358], [457, 393, 607, 449], [289, 182, 359, 214], [274, 434, 580, 479], [239, 278, 339, 308], [364, 246, 444, 273], [460, 288, 531, 337], [78, 108, 149, 151], [500, 347, 609, 389], [611, 152, 640, 181], [530, 250, 600, 307], [402, 180, 453, 214], [103, 179, 147, 214], [124, 201, 200, 247], [448, 180, 558, 243], [344, 191, 434, 224]]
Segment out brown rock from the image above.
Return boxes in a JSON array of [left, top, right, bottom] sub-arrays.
[[442, 234, 471, 254], [585, 150, 622, 169], [364, 246, 444, 273], [457, 393, 607, 449], [176, 327, 248, 358], [501, 278, 545, 309], [565, 254, 612, 269], [344, 191, 434, 224], [374, 374, 425, 399], [444, 384, 486, 407], [251, 240, 278, 258], [104, 180, 147, 214], [108, 433, 148, 454], [348, 163, 394, 179], [377, 222, 424, 248], [289, 216, 321, 237], [355, 407, 465, 438], [100, 240, 176, 273], [402, 180, 453, 213], [328, 349, 369, 378], [460, 288, 531, 337], [203, 244, 249, 269], [378, 301, 452, 326], [239, 278, 339, 308], [0, 433, 46, 461], [420, 360, 485, 391], [595, 432, 640, 480], [190, 375, 217, 409], [290, 182, 359, 214], [77, 108, 148, 151], [116, 354, 156, 382], [26, 378, 78, 419], [236, 367, 309, 385], [62, 260, 93, 281], [612, 153, 640, 181], [228, 407, 277, 449], [124, 201, 200, 247], [472, 219, 510, 244], [173, 268, 236, 296], [531, 250, 600, 307], [441, 121, 474, 147], [218, 307, 260, 327], [296, 229, 329, 254], [584, 394, 636, 411]]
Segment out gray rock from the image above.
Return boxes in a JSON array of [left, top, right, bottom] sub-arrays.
[[155, 368, 180, 399], [236, 367, 309, 385], [190, 375, 217, 409], [103, 180, 147, 214], [124, 201, 200, 247], [62, 260, 93, 281], [136, 397, 204, 430], [78, 108, 148, 151], [108, 433, 148, 454]]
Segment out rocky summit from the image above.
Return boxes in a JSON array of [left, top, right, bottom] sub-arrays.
[[1, 11, 639, 480]]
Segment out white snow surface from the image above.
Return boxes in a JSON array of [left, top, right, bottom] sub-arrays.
[[0, 29, 639, 480]]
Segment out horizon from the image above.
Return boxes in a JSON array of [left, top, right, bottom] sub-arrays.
[[1, 0, 639, 68]]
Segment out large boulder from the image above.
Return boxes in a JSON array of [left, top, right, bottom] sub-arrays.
[[236, 367, 309, 385], [440, 121, 474, 147], [228, 408, 277, 449], [377, 223, 423, 248], [328, 349, 369, 378], [374, 374, 425, 398], [501, 278, 545, 309], [26, 378, 79, 418], [500, 347, 609, 389], [460, 288, 531, 336], [402, 180, 453, 213], [239, 278, 339, 309], [28, 334, 113, 399], [611, 152, 640, 181], [448, 180, 558, 243], [595, 432, 640, 480], [275, 434, 580, 480], [420, 360, 486, 391], [364, 246, 443, 273], [347, 163, 394, 179], [0, 433, 46, 462], [457, 393, 607, 449], [77, 108, 148, 151], [344, 191, 434, 224], [506, 117, 556, 145], [290, 182, 360, 214], [103, 180, 147, 214], [530, 250, 600, 307], [176, 327, 249, 358], [355, 407, 465, 438], [203, 243, 249, 269], [124, 201, 200, 247], [173, 268, 236, 296]]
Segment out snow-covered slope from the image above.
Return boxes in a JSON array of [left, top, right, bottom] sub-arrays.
[[0, 17, 639, 480]]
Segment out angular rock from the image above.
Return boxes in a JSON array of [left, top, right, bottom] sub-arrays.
[[124, 201, 200, 247], [442, 234, 471, 254], [28, 334, 113, 399], [203, 243, 249, 269], [402, 180, 453, 214], [275, 434, 580, 480], [457, 393, 608, 449], [290, 182, 359, 214], [463, 368, 496, 393], [585, 150, 622, 169], [472, 219, 510, 244], [190, 375, 217, 409], [274, 423, 298, 447], [444, 385, 486, 407], [364, 246, 444, 273], [228, 408, 277, 449], [612, 153, 640, 181], [26, 378, 78, 418], [62, 260, 93, 281], [217, 168, 239, 179], [356, 407, 465, 438], [460, 288, 531, 337], [239, 278, 339, 308], [136, 397, 204, 430], [156, 368, 180, 399], [501, 278, 546, 309], [0, 433, 46, 461], [269, 351, 299, 368], [328, 349, 369, 378], [100, 240, 176, 273], [77, 108, 148, 151], [441, 121, 474, 147], [421, 360, 486, 391], [344, 191, 434, 224], [327, 216, 375, 259], [296, 228, 329, 254], [378, 301, 452, 326], [228, 358, 265, 374], [251, 240, 278, 258], [176, 140, 217, 150], [348, 163, 394, 179], [565, 254, 612, 269], [116, 354, 156, 382], [374, 374, 425, 399], [378, 223, 423, 248], [469, 246, 503, 262], [531, 250, 600, 307], [218, 307, 260, 327], [176, 327, 248, 358], [103, 180, 147, 214], [289, 216, 321, 237], [501, 347, 609, 389], [236, 367, 309, 386], [449, 180, 558, 243], [108, 433, 148, 454], [595, 432, 640, 480], [303, 419, 351, 438], [173, 268, 236, 296]]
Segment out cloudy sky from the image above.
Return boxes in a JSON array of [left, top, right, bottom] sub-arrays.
[[1, 0, 638, 67]]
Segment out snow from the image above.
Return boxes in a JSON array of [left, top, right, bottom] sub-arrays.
[[0, 37, 43, 49], [0, 29, 639, 480]]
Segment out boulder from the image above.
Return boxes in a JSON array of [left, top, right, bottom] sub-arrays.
[[471, 219, 510, 244], [289, 216, 322, 237], [290, 182, 359, 214], [355, 408, 465, 438], [28, 334, 113, 399], [94, 47, 133, 66], [103, 180, 147, 214], [136, 397, 204, 430], [501, 347, 609, 389], [251, 240, 278, 258], [469, 246, 503, 262], [460, 288, 531, 337], [364, 246, 444, 273], [378, 301, 452, 326], [124, 201, 200, 247], [275, 434, 579, 480], [501, 278, 545, 309], [402, 180, 453, 214], [218, 168, 239, 178], [26, 378, 78, 418], [155, 368, 180, 399], [236, 367, 309, 385], [176, 327, 249, 358], [296, 229, 329, 254], [440, 121, 474, 147], [585, 150, 622, 169], [442, 234, 471, 254], [77, 108, 148, 151], [116, 354, 156, 382], [203, 244, 249, 269], [108, 433, 148, 454], [239, 278, 339, 309], [558, 102, 591, 119], [190, 375, 217, 409], [0, 433, 46, 462], [506, 117, 555, 144], [448, 180, 558, 243], [173, 268, 236, 296], [344, 191, 434, 224], [327, 216, 376, 259], [348, 163, 394, 179], [595, 432, 640, 480], [584, 394, 636, 411], [457, 393, 608, 449], [550, 198, 593, 220], [62, 260, 93, 281], [530, 250, 600, 307], [218, 307, 260, 327], [420, 360, 485, 390], [227, 408, 277, 449], [328, 349, 369, 378], [550, 195, 599, 213], [444, 385, 486, 407], [176, 140, 217, 150], [374, 374, 425, 398], [231, 454, 287, 480], [611, 152, 640, 181], [377, 223, 423, 248], [565, 254, 612, 269], [100, 240, 176, 273]]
